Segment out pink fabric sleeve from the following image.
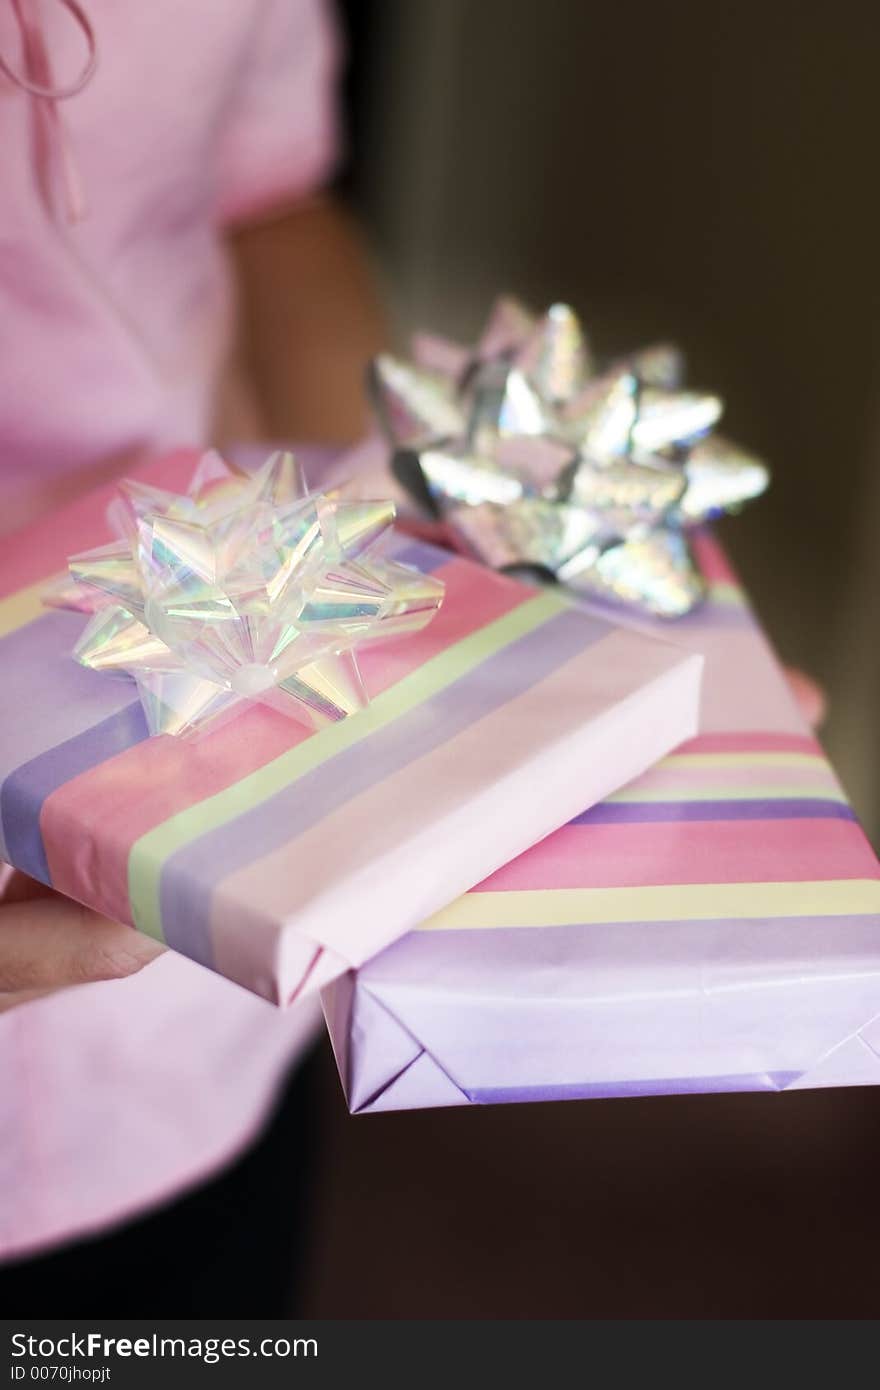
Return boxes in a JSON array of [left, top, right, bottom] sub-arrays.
[[215, 0, 343, 226]]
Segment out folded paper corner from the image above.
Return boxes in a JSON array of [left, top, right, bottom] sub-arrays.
[[355, 1049, 471, 1113], [783, 1025, 880, 1092], [321, 976, 470, 1113], [280, 937, 351, 1007]]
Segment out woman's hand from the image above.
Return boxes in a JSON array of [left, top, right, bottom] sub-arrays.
[[0, 868, 163, 1015], [785, 668, 827, 730]]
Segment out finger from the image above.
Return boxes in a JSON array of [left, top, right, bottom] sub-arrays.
[[0, 868, 56, 906], [0, 898, 164, 992], [784, 667, 828, 730]]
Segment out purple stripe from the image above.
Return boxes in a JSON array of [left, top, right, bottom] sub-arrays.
[[467, 1072, 801, 1104], [1, 704, 147, 883], [670, 599, 753, 631], [158, 605, 613, 967], [571, 798, 857, 826], [0, 611, 144, 862], [571, 591, 752, 631], [387, 538, 451, 573]]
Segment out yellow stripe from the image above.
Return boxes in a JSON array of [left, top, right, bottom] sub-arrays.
[[609, 782, 845, 805], [0, 580, 53, 638], [420, 879, 880, 931], [709, 582, 747, 608], [660, 751, 824, 769]]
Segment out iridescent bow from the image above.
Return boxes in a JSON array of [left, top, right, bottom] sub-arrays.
[[369, 298, 768, 616], [46, 451, 444, 736]]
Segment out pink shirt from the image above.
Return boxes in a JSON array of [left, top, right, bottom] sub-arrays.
[[0, 0, 340, 1257], [0, 0, 339, 530]]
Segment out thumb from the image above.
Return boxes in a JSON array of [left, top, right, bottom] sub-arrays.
[[0, 896, 163, 994]]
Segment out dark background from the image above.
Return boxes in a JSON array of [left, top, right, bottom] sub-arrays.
[[339, 0, 880, 843], [298, 0, 880, 1319]]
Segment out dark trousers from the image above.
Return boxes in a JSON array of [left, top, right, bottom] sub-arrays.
[[0, 1046, 321, 1317]]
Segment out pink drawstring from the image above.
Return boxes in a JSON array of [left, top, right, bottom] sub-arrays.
[[0, 0, 97, 223]]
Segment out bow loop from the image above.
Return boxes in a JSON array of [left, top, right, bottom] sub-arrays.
[[1, 0, 97, 222]]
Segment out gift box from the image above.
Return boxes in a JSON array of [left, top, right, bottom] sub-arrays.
[[323, 531, 880, 1109], [0, 449, 702, 1005]]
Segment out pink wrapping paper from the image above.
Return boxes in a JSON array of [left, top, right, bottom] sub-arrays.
[[323, 532, 880, 1110], [0, 449, 702, 1005]]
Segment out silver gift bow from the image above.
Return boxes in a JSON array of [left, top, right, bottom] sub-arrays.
[[369, 297, 768, 617]]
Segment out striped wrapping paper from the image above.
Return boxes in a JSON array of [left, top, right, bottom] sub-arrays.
[[0, 450, 702, 1005], [323, 532, 880, 1110]]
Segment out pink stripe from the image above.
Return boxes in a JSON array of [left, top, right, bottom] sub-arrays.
[[677, 731, 822, 756], [690, 529, 741, 585], [395, 515, 469, 555], [0, 451, 201, 596], [41, 557, 530, 923], [42, 705, 307, 923], [474, 818, 878, 892]]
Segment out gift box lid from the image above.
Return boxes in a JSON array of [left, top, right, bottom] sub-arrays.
[[323, 531, 880, 1110], [0, 448, 702, 1005]]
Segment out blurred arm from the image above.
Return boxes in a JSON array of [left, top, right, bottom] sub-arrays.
[[226, 195, 389, 445]]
